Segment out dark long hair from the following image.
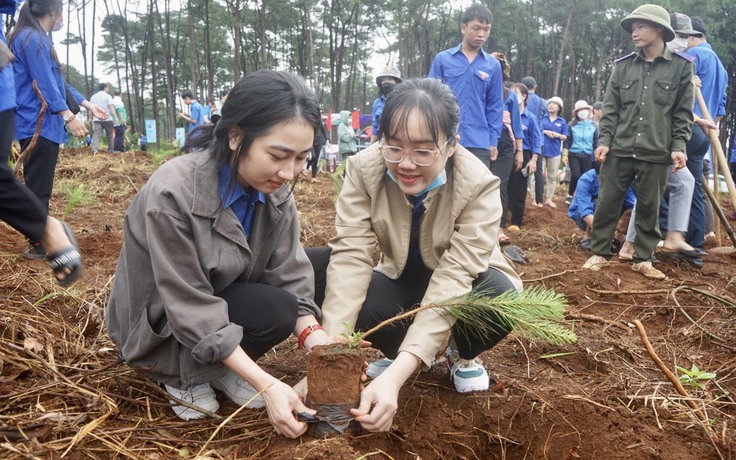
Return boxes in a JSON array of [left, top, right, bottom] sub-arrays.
[[182, 70, 321, 193], [378, 78, 459, 149], [8, 0, 63, 65]]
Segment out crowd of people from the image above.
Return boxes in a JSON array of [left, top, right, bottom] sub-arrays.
[[1, 0, 734, 441]]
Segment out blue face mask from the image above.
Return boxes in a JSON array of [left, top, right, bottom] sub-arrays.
[[386, 168, 447, 197]]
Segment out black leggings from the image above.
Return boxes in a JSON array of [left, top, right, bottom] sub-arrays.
[[306, 247, 516, 360], [217, 282, 300, 361], [568, 152, 592, 197], [0, 110, 47, 242]]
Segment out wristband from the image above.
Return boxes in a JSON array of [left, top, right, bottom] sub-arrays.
[[298, 324, 323, 349]]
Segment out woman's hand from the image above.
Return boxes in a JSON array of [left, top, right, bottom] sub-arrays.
[[527, 156, 538, 175], [350, 372, 400, 432], [262, 379, 315, 438], [350, 352, 417, 432], [514, 150, 524, 171]]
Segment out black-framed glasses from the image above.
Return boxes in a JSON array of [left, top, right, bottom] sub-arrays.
[[379, 137, 452, 167]]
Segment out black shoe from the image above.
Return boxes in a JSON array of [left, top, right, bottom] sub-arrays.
[[678, 248, 708, 258], [580, 239, 592, 251], [610, 238, 623, 254], [673, 253, 704, 268], [23, 241, 47, 260]]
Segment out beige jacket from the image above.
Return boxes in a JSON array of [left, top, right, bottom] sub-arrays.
[[321, 143, 522, 367]]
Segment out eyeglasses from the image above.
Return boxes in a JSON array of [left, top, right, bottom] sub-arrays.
[[379, 137, 452, 167]]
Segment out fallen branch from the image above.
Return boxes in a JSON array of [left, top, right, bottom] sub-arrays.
[[632, 320, 707, 424], [14, 80, 47, 180], [588, 287, 671, 296], [566, 312, 631, 334]]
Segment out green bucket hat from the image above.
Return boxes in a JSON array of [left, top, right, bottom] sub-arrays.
[[620, 4, 676, 43]]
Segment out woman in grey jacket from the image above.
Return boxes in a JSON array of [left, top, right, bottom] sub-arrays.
[[106, 71, 322, 438]]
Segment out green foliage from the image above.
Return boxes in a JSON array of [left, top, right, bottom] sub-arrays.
[[331, 161, 347, 196], [340, 322, 364, 349], [150, 146, 180, 167], [62, 182, 93, 219], [444, 286, 577, 346], [677, 364, 716, 390], [361, 286, 576, 347]]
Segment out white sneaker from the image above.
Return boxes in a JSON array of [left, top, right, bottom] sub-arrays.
[[582, 254, 607, 271], [165, 383, 220, 420], [211, 369, 266, 408], [366, 358, 393, 379], [445, 347, 490, 393]]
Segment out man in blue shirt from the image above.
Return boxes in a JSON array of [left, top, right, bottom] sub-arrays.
[[428, 3, 503, 169], [370, 65, 402, 144], [179, 90, 205, 135]]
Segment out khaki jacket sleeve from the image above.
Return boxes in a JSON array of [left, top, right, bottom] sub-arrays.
[[321, 158, 378, 337], [401, 172, 505, 367], [670, 62, 694, 153]]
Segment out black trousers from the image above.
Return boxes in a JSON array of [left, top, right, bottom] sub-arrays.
[[568, 152, 592, 196], [466, 147, 491, 170], [306, 247, 516, 360], [19, 136, 60, 213], [218, 282, 300, 361], [533, 154, 544, 203], [490, 129, 515, 227], [507, 150, 534, 227], [114, 125, 126, 151], [0, 110, 46, 242]]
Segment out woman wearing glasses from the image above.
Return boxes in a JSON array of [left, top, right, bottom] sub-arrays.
[[304, 78, 522, 432]]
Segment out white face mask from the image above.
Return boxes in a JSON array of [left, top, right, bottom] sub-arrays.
[[52, 17, 63, 32], [577, 110, 590, 120], [667, 37, 688, 52]]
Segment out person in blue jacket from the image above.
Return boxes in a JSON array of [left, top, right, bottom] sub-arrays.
[[9, 0, 108, 258], [506, 82, 542, 230], [562, 100, 599, 205], [428, 3, 503, 170], [568, 163, 635, 251], [370, 65, 402, 144], [0, 0, 82, 285]]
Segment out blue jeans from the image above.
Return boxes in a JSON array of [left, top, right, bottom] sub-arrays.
[[684, 124, 710, 251]]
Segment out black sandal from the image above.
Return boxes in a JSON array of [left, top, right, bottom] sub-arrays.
[[46, 222, 83, 286]]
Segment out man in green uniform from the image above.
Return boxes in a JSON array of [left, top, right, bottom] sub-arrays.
[[583, 4, 694, 279]]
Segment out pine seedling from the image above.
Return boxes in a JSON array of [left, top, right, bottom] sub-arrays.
[[62, 182, 93, 218], [361, 286, 576, 346]]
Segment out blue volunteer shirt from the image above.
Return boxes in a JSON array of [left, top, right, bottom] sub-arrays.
[[188, 100, 205, 133], [219, 165, 266, 239], [504, 90, 523, 139], [428, 44, 503, 149], [0, 1, 17, 113], [520, 110, 542, 155], [12, 27, 84, 144], [541, 114, 568, 157], [686, 43, 728, 119], [568, 169, 635, 220], [526, 93, 547, 121], [372, 94, 387, 136]]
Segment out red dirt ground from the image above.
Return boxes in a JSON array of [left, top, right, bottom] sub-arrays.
[[1, 149, 734, 459]]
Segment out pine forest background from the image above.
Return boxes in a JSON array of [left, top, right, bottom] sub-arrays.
[[3, 0, 735, 151]]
